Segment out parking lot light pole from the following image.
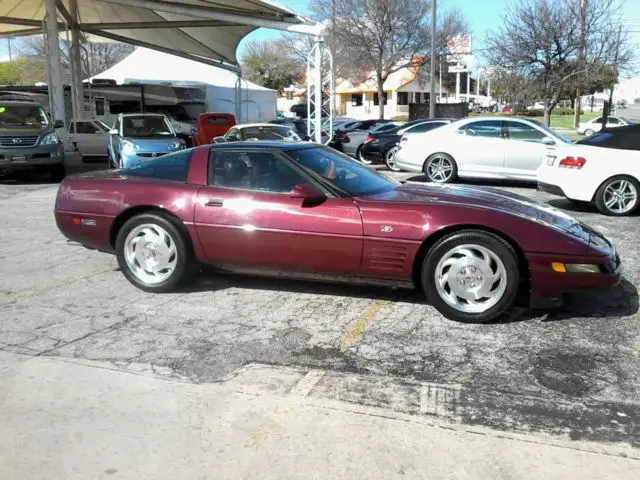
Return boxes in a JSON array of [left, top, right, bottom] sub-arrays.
[[429, 0, 437, 118]]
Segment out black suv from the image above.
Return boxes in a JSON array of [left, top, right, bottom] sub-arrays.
[[0, 100, 65, 180]]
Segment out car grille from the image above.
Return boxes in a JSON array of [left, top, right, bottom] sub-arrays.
[[137, 152, 167, 158], [0, 136, 39, 147]]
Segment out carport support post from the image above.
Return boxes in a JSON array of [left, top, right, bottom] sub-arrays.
[[69, 0, 84, 120], [44, 0, 67, 137], [314, 39, 322, 144]]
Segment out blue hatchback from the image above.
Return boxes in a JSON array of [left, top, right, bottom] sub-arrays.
[[107, 113, 185, 168]]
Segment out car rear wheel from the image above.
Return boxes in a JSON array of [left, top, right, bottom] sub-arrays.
[[421, 230, 520, 323], [424, 153, 457, 183], [116, 213, 196, 292], [357, 146, 371, 165], [385, 146, 400, 171], [584, 129, 595, 137], [594, 175, 639, 216]]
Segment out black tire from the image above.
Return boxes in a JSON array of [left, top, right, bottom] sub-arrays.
[[421, 230, 520, 323], [423, 153, 458, 183], [384, 146, 400, 171], [594, 175, 640, 216], [50, 164, 66, 182], [356, 146, 371, 165], [115, 212, 197, 293]]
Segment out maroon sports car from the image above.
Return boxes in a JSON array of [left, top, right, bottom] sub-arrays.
[[54, 142, 621, 323]]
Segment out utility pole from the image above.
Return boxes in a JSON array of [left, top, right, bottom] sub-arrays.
[[429, 0, 437, 118], [574, 0, 588, 128], [330, 0, 336, 116], [606, 23, 623, 122]]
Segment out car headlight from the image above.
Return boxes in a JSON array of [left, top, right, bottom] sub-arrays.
[[551, 262, 601, 274], [40, 133, 60, 145], [170, 140, 184, 150], [122, 140, 137, 154]]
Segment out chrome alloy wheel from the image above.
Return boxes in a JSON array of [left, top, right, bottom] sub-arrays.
[[124, 223, 178, 285], [434, 244, 508, 313], [603, 179, 638, 214], [385, 146, 401, 171], [426, 155, 454, 182]]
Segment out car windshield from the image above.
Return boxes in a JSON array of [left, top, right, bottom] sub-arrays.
[[0, 104, 50, 127], [243, 126, 301, 141], [527, 119, 573, 144], [122, 116, 174, 138], [371, 123, 401, 132], [286, 146, 401, 197]]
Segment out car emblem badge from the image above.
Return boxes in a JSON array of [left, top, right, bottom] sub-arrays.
[[12, 138, 21, 144], [151, 153, 157, 158], [381, 225, 393, 233]]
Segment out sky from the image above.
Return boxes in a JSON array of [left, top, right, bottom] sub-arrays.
[[2, 0, 640, 70]]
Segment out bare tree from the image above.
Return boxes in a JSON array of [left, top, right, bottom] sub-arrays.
[[486, 0, 632, 125], [240, 39, 305, 93], [19, 37, 133, 79], [308, 0, 468, 119]]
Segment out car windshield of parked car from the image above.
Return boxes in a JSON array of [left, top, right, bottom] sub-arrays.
[[0, 104, 49, 127], [122, 116, 174, 138], [286, 147, 401, 197], [527, 119, 573, 144], [242, 126, 301, 141], [371, 123, 401, 132]]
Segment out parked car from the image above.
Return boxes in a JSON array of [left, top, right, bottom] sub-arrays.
[[341, 122, 404, 160], [329, 119, 393, 151], [107, 113, 185, 168], [538, 124, 640, 216], [576, 116, 632, 136], [214, 123, 302, 143], [360, 119, 454, 171], [54, 142, 620, 323], [191, 113, 236, 147], [394, 117, 572, 182], [67, 119, 110, 158], [0, 100, 65, 180], [269, 118, 311, 140]]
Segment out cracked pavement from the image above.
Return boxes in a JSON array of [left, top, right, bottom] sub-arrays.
[[1, 173, 640, 448]]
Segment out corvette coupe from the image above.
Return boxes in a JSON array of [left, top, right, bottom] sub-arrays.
[[54, 142, 621, 323]]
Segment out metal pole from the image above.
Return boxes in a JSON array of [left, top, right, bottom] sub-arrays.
[[429, 0, 437, 118], [476, 69, 480, 98], [466, 69, 470, 99], [7, 38, 12, 61], [330, 0, 336, 117], [69, 0, 83, 120], [314, 40, 322, 143], [455, 71, 460, 100], [45, 0, 67, 138], [439, 55, 442, 100]]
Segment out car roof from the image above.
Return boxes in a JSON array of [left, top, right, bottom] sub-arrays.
[[121, 113, 167, 118], [210, 141, 318, 151], [0, 100, 44, 107], [236, 123, 291, 129]]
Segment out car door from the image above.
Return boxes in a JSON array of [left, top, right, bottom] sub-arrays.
[[452, 120, 507, 176], [502, 119, 551, 179], [74, 121, 107, 156], [194, 148, 364, 273]]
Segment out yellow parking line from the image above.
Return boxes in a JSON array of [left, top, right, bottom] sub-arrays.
[[338, 300, 384, 352], [1, 265, 113, 305]]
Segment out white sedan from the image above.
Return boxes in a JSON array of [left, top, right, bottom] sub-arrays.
[[576, 116, 632, 136], [394, 117, 572, 183], [537, 126, 640, 216]]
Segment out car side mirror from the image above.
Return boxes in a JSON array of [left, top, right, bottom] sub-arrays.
[[109, 129, 118, 135], [289, 183, 326, 205], [53, 119, 64, 129], [212, 136, 226, 143], [542, 136, 556, 146]]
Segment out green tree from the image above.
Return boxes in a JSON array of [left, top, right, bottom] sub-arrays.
[[240, 39, 304, 93], [0, 61, 20, 86]]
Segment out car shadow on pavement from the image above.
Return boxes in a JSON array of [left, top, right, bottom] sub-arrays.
[[547, 197, 640, 216], [189, 270, 639, 324]]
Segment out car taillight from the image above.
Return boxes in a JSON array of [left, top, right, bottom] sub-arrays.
[[364, 135, 374, 144], [558, 156, 587, 169]]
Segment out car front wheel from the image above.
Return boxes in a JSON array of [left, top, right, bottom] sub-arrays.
[[584, 129, 595, 137], [116, 213, 196, 292], [385, 146, 400, 171], [594, 175, 639, 216], [357, 146, 371, 165], [421, 230, 520, 323]]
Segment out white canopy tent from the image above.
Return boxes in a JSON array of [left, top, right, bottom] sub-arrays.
[[90, 47, 277, 122]]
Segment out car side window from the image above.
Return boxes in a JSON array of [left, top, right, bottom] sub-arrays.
[[120, 149, 193, 182], [608, 118, 621, 125], [75, 122, 100, 134], [209, 150, 307, 193], [504, 121, 547, 143], [405, 122, 444, 134], [593, 118, 603, 124], [225, 128, 239, 142], [458, 120, 504, 138]]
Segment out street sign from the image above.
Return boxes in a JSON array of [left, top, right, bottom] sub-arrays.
[[449, 65, 467, 73]]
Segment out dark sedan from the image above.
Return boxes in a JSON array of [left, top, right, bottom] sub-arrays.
[[361, 118, 454, 171], [328, 119, 393, 151], [55, 142, 620, 323]]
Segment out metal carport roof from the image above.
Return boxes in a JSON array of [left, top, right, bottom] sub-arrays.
[[0, 0, 318, 71]]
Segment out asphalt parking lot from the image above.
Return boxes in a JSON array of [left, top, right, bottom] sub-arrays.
[[1, 168, 640, 448]]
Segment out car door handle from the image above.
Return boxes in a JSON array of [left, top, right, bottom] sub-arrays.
[[204, 198, 224, 207]]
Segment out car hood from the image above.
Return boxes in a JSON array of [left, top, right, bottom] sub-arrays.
[[365, 182, 589, 239], [124, 137, 178, 152], [0, 126, 48, 136]]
